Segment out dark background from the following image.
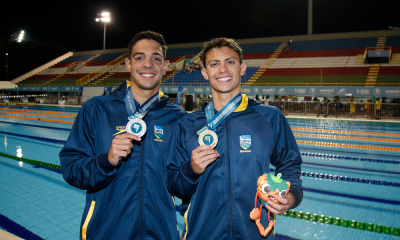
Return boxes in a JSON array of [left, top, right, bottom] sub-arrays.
[[1, 0, 399, 80]]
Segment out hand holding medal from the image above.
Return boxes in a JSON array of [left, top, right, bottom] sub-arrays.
[[191, 93, 242, 174], [197, 93, 242, 148], [108, 133, 141, 166]]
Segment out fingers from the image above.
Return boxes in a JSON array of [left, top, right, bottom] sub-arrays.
[[191, 145, 214, 155], [108, 133, 140, 166], [264, 193, 294, 215], [190, 145, 220, 174], [115, 133, 141, 142]]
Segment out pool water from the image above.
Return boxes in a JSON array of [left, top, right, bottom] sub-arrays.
[[0, 106, 399, 239]]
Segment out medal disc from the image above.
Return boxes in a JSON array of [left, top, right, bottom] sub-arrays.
[[198, 129, 218, 148], [126, 118, 147, 137]]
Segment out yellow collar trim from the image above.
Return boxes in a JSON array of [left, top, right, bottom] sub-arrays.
[[233, 94, 248, 112], [206, 94, 248, 113], [126, 80, 164, 97]]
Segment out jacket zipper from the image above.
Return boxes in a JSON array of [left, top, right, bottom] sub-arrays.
[[226, 119, 233, 240], [140, 141, 145, 239]]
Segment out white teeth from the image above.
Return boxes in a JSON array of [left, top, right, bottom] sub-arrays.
[[217, 77, 232, 82], [141, 74, 155, 77]]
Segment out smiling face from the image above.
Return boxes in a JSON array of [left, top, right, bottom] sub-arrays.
[[201, 46, 246, 96], [257, 174, 290, 204], [125, 39, 169, 91]]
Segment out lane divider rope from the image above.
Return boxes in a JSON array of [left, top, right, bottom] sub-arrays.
[[293, 133, 400, 143], [0, 115, 74, 124], [0, 111, 76, 119], [300, 151, 400, 165], [0, 152, 61, 171], [281, 210, 400, 236], [296, 140, 400, 151], [291, 127, 400, 137], [300, 171, 399, 187], [287, 118, 400, 126], [0, 108, 77, 115]]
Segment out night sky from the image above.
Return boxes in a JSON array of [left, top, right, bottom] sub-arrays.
[[2, 0, 399, 51]]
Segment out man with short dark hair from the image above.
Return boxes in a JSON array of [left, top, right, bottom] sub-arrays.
[[60, 31, 185, 240], [167, 38, 302, 239]]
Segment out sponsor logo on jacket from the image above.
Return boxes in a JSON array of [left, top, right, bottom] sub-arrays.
[[154, 125, 164, 142], [240, 135, 252, 153], [114, 126, 127, 136]]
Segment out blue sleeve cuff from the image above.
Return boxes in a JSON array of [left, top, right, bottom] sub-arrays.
[[97, 153, 120, 173], [182, 162, 201, 182], [290, 187, 303, 209]]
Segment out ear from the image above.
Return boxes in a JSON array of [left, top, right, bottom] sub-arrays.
[[163, 60, 169, 72], [240, 62, 247, 76], [201, 68, 209, 80], [125, 58, 131, 72]]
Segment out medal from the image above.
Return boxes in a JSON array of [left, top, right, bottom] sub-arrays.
[[198, 129, 218, 148], [197, 93, 242, 148], [126, 118, 147, 137], [124, 83, 160, 137]]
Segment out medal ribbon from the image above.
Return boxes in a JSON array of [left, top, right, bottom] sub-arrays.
[[197, 93, 242, 135], [124, 87, 160, 119]]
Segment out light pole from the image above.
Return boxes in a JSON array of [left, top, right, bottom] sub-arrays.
[[96, 12, 110, 50], [5, 53, 8, 81]]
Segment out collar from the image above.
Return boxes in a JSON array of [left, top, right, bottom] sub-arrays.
[[233, 94, 248, 112], [126, 80, 164, 97]]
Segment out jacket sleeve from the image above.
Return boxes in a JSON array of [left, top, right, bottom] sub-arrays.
[[270, 109, 303, 209], [166, 121, 200, 199], [59, 101, 119, 191]]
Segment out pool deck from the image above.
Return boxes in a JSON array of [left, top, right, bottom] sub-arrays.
[[0, 229, 23, 240]]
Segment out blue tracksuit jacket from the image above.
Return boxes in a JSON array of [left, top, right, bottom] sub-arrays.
[[60, 81, 186, 240], [167, 95, 302, 240]]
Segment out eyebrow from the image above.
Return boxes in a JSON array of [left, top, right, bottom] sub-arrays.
[[132, 52, 163, 58], [209, 57, 237, 63]]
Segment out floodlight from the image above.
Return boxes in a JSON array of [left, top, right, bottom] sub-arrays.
[[17, 30, 25, 43], [96, 11, 111, 50]]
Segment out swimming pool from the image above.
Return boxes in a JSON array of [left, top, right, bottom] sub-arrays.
[[0, 106, 399, 239]]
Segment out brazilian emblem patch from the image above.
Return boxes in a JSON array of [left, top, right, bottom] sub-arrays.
[[240, 135, 252, 153], [154, 125, 164, 139], [240, 135, 251, 149]]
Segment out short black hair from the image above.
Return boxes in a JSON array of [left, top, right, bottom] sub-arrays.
[[201, 38, 243, 68], [128, 31, 167, 60]]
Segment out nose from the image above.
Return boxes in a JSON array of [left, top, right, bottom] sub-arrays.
[[143, 57, 153, 69], [218, 63, 228, 73]]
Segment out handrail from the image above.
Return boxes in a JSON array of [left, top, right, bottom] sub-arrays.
[[76, 53, 128, 86], [175, 56, 186, 63], [65, 62, 83, 68], [190, 52, 202, 64]]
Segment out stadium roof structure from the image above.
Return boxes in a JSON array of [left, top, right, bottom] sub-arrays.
[[0, 81, 18, 89]]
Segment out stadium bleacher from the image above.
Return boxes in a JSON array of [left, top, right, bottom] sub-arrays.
[[15, 33, 400, 87]]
